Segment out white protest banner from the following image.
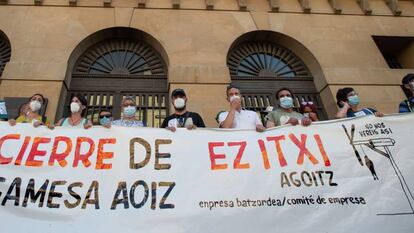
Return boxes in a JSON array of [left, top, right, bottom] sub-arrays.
[[0, 114, 413, 233]]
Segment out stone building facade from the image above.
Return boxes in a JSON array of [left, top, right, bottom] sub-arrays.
[[0, 0, 413, 126]]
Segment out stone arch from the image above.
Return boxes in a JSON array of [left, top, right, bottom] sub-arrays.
[[226, 30, 327, 120], [57, 27, 169, 127], [0, 30, 11, 78]]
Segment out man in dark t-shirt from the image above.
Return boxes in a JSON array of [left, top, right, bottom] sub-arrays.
[[161, 88, 205, 132], [399, 73, 414, 113]]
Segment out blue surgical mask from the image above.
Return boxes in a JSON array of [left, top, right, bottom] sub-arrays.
[[280, 97, 294, 109], [99, 117, 111, 126], [123, 106, 136, 117], [348, 95, 360, 106]]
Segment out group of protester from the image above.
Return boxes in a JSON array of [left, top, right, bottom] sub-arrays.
[[3, 73, 414, 131]]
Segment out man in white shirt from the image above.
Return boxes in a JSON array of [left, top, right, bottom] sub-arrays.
[[218, 85, 265, 132]]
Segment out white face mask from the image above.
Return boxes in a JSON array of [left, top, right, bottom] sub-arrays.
[[410, 82, 414, 91], [29, 101, 42, 112], [229, 95, 241, 103], [174, 98, 186, 109], [70, 102, 81, 113]]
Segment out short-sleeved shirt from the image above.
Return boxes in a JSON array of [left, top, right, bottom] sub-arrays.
[[161, 111, 205, 128], [112, 119, 144, 127], [399, 97, 414, 113], [265, 109, 304, 127], [16, 115, 49, 125], [218, 109, 262, 130], [60, 117, 87, 128], [347, 108, 377, 118]]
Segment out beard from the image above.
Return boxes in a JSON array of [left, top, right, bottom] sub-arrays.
[[174, 105, 186, 112]]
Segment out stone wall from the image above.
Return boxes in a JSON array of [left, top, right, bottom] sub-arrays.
[[0, 1, 413, 125]]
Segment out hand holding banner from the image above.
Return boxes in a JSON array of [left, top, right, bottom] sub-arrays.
[[0, 114, 413, 233]]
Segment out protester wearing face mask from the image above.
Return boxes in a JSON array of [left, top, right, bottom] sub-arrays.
[[265, 88, 311, 127], [8, 94, 53, 129], [57, 94, 92, 129], [335, 87, 383, 118], [161, 88, 205, 132], [399, 73, 414, 113], [300, 101, 319, 122], [98, 110, 112, 128], [112, 97, 144, 127], [218, 85, 265, 132]]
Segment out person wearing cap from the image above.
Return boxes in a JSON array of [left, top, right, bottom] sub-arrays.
[[112, 96, 144, 127], [161, 88, 205, 132], [265, 88, 311, 128], [399, 73, 414, 113], [218, 85, 265, 132], [335, 87, 383, 118]]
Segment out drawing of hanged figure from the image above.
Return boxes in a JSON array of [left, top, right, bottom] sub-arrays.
[[364, 155, 379, 180]]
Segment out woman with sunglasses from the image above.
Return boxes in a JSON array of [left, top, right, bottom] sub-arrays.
[[98, 110, 113, 128], [8, 93, 53, 129], [299, 101, 319, 122], [335, 87, 384, 119]]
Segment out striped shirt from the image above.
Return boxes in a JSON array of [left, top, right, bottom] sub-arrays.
[[399, 97, 414, 113]]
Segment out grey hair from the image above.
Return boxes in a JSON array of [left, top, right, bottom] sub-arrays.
[[122, 96, 136, 105]]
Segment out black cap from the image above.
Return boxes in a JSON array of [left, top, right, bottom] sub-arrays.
[[402, 73, 414, 85], [171, 88, 186, 97]]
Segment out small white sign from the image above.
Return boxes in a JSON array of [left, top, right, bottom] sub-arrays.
[[0, 101, 7, 116]]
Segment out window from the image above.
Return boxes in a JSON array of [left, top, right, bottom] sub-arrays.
[[228, 41, 326, 121], [228, 42, 310, 77], [0, 31, 11, 77], [372, 36, 414, 69], [62, 37, 168, 127], [74, 39, 165, 75]]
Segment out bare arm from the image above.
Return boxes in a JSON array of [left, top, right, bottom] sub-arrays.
[[220, 110, 236, 128], [220, 98, 241, 128], [8, 119, 16, 126], [301, 118, 312, 126], [335, 102, 350, 119], [84, 119, 93, 129], [309, 112, 319, 122], [56, 118, 64, 126], [266, 120, 275, 128], [256, 124, 266, 132]]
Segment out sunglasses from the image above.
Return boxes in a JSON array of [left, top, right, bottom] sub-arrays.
[[301, 101, 314, 105], [99, 115, 112, 119]]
